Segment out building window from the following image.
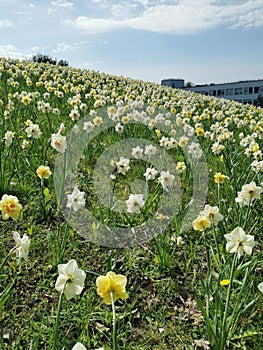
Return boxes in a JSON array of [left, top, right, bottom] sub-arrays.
[[212, 90, 216, 96], [249, 87, 253, 94], [259, 87, 263, 93], [254, 87, 259, 93], [226, 88, 233, 96], [234, 87, 243, 95], [244, 87, 249, 95], [217, 89, 225, 96]]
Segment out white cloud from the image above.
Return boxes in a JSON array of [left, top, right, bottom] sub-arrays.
[[0, 19, 12, 28], [53, 42, 73, 53], [52, 41, 89, 53], [69, 0, 263, 34], [48, 0, 74, 14], [51, 0, 74, 9], [111, 3, 138, 19], [0, 45, 36, 60], [72, 17, 124, 34], [231, 9, 263, 29]]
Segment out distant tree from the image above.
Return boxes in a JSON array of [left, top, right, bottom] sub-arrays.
[[185, 81, 195, 87], [57, 59, 69, 67], [30, 54, 69, 66]]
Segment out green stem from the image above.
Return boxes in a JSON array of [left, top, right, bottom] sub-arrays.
[[60, 207, 72, 263], [242, 196, 252, 229], [53, 281, 68, 350], [212, 223, 221, 265], [0, 246, 17, 278], [40, 181, 47, 220], [59, 151, 67, 208], [220, 252, 237, 350], [110, 290, 117, 350]]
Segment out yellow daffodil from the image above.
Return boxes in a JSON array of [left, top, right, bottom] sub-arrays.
[[220, 279, 230, 286], [214, 172, 228, 184], [192, 215, 211, 231], [96, 271, 128, 304], [37, 165, 52, 179], [0, 194, 22, 220]]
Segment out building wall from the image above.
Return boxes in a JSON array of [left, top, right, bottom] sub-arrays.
[[183, 80, 263, 106], [161, 78, 185, 89]]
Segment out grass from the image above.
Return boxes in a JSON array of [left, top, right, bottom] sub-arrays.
[[0, 57, 262, 349]]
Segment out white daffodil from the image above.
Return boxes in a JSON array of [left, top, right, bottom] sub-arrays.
[[143, 167, 158, 180], [158, 171, 175, 189], [13, 231, 30, 264], [131, 146, 143, 159], [50, 131, 67, 153], [116, 157, 130, 175], [200, 205, 223, 226], [258, 282, 263, 293], [66, 187, 86, 212], [83, 121, 94, 133], [55, 259, 86, 300], [25, 123, 42, 139], [144, 144, 157, 157], [235, 181, 262, 206], [224, 227, 255, 259], [125, 194, 145, 214], [72, 342, 87, 350]]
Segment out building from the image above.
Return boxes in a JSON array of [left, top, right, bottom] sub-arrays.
[[161, 78, 263, 106], [161, 78, 185, 89]]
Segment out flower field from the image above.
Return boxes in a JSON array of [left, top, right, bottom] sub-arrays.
[[0, 57, 262, 349]]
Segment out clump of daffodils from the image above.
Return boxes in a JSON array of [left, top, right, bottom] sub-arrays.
[[192, 204, 223, 231]]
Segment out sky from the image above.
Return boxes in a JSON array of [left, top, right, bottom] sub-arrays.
[[0, 0, 263, 85]]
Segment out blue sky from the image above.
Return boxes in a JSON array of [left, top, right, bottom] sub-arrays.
[[0, 0, 263, 84]]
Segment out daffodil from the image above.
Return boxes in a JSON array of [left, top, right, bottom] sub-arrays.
[[235, 181, 262, 206], [66, 187, 86, 212], [96, 271, 128, 304], [214, 172, 227, 184], [158, 170, 175, 189], [192, 215, 211, 231], [72, 342, 87, 350], [224, 227, 255, 259], [0, 194, 22, 220], [37, 165, 52, 179], [220, 279, 230, 286], [55, 259, 86, 300], [50, 131, 67, 153], [200, 205, 223, 226], [13, 231, 30, 264]]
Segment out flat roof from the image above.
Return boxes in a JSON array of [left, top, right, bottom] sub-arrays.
[[193, 79, 263, 88]]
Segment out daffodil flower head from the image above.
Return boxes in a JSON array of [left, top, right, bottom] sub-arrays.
[[72, 342, 87, 350], [192, 215, 211, 231], [96, 271, 128, 304], [37, 165, 52, 179], [214, 172, 228, 184], [220, 279, 230, 286], [55, 259, 86, 300], [235, 181, 262, 206], [224, 227, 256, 259], [0, 194, 22, 220]]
